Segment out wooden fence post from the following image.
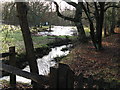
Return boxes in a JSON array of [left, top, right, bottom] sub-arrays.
[[50, 67, 58, 88], [50, 63, 74, 89], [9, 46, 16, 88], [77, 73, 84, 88], [88, 75, 94, 88]]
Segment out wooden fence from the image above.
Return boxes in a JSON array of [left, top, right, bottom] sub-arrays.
[[0, 46, 120, 89], [0, 46, 16, 88]]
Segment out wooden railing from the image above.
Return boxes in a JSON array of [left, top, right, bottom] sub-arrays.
[[0, 46, 120, 89], [0, 46, 16, 88]]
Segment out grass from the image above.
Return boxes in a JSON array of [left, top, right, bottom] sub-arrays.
[[0, 24, 91, 53], [0, 24, 77, 53]]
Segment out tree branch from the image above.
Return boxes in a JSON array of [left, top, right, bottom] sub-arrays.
[[104, 5, 120, 11], [54, 2, 76, 22], [80, 2, 92, 23], [63, 0, 77, 7], [66, 2, 77, 8]]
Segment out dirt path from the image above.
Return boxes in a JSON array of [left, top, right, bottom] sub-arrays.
[[63, 30, 120, 82]]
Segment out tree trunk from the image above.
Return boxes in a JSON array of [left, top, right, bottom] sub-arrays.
[[75, 22, 87, 43], [97, 3, 105, 50], [75, 2, 87, 43], [80, 3, 97, 49], [104, 13, 107, 37], [16, 2, 40, 88], [110, 3, 116, 34], [54, 2, 87, 43], [94, 3, 105, 50]]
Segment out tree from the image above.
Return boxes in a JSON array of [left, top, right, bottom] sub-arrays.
[[27, 2, 49, 26], [2, 2, 73, 26], [78, 2, 105, 50], [55, 1, 120, 50], [79, 1, 119, 50], [2, 2, 18, 25], [109, 2, 119, 34], [54, 2, 87, 43], [16, 2, 40, 88]]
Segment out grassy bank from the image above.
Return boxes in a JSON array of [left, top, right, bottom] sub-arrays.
[[0, 24, 76, 54]]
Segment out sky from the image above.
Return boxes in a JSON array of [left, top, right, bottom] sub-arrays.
[[0, 0, 120, 2], [0, 0, 77, 10]]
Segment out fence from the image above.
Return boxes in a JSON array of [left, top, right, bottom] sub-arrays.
[[0, 46, 120, 89], [0, 46, 16, 88]]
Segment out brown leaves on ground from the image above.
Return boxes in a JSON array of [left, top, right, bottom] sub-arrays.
[[63, 33, 120, 82]]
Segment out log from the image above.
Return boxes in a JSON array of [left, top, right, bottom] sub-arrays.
[[0, 63, 49, 85]]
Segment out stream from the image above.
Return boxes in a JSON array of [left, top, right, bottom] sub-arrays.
[[0, 26, 76, 84], [38, 26, 77, 36], [0, 44, 72, 83]]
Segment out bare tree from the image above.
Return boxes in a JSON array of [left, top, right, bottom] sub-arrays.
[[55, 1, 120, 50], [54, 2, 87, 43], [80, 1, 119, 50]]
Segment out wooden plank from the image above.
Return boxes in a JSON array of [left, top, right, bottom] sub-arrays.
[[87, 75, 94, 88], [77, 73, 84, 88], [67, 69, 74, 89], [1, 63, 49, 85], [0, 52, 10, 58], [9, 46, 16, 88], [58, 64, 68, 88], [50, 63, 74, 89], [58, 63, 74, 89], [50, 67, 58, 88], [98, 78, 104, 88]]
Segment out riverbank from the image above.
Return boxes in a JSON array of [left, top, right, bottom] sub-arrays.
[[1, 26, 77, 73], [0, 25, 76, 53], [0, 44, 72, 89], [1, 36, 74, 76], [61, 33, 120, 83]]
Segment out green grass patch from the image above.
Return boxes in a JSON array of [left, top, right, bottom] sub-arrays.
[[0, 25, 76, 53]]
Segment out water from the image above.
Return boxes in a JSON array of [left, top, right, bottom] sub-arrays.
[[0, 44, 72, 84], [0, 26, 74, 84], [38, 26, 77, 36]]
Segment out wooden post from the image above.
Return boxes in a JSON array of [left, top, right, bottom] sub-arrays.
[[88, 75, 94, 88], [9, 46, 16, 88], [50, 67, 58, 89], [58, 63, 74, 89], [77, 73, 84, 88], [50, 63, 74, 89]]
